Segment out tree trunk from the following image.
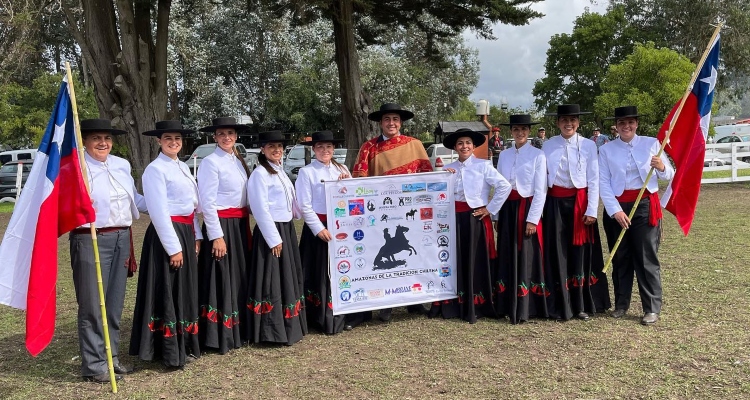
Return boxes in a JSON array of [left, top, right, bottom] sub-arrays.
[[331, 0, 378, 148]]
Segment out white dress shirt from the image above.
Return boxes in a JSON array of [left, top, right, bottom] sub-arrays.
[[80, 152, 147, 228], [497, 142, 548, 224], [543, 133, 600, 217], [445, 155, 511, 215], [599, 135, 675, 217], [142, 153, 203, 256], [197, 147, 249, 241], [248, 162, 299, 248], [295, 160, 351, 236]]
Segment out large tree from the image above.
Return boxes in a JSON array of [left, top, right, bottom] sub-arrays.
[[270, 0, 543, 147]]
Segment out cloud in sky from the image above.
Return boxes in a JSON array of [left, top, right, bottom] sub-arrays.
[[464, 0, 608, 111]]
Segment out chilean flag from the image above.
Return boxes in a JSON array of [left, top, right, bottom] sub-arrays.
[[658, 34, 720, 235], [0, 76, 95, 356]]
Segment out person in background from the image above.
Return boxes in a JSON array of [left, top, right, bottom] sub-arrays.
[[130, 120, 203, 369], [531, 126, 546, 149], [246, 131, 307, 345], [494, 115, 549, 324], [429, 128, 510, 323], [295, 131, 351, 334], [71, 119, 146, 382], [591, 127, 609, 150], [599, 106, 674, 325], [542, 104, 611, 322], [196, 117, 252, 353]]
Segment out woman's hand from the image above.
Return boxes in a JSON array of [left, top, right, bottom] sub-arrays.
[[317, 229, 333, 242], [446, 168, 456, 173], [169, 252, 183, 269], [195, 240, 202, 256], [271, 243, 282, 258], [583, 215, 597, 225], [212, 237, 227, 260], [612, 211, 631, 229], [525, 222, 537, 236], [473, 206, 490, 220], [338, 173, 351, 180], [650, 155, 665, 172]]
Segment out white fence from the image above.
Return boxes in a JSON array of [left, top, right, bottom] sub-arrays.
[[702, 142, 750, 183]]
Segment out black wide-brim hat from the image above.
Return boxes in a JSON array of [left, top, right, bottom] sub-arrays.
[[199, 117, 250, 133], [80, 119, 127, 135], [498, 114, 541, 127], [254, 130, 290, 146], [545, 104, 592, 117], [367, 103, 414, 122], [302, 130, 345, 146], [603, 105, 647, 120], [443, 128, 486, 150], [141, 120, 195, 137]]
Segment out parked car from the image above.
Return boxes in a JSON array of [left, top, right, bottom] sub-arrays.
[[283, 144, 312, 182], [0, 149, 36, 165], [187, 143, 256, 176], [426, 143, 458, 169], [704, 150, 726, 167], [0, 161, 33, 199], [714, 134, 750, 162]]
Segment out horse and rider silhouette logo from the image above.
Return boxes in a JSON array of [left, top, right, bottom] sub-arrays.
[[373, 225, 417, 270], [405, 209, 417, 220]]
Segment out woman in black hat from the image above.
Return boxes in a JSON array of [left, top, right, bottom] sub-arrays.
[[294, 131, 351, 334], [246, 131, 307, 345], [195, 117, 252, 353], [494, 115, 550, 324], [130, 120, 203, 368], [428, 128, 511, 323]]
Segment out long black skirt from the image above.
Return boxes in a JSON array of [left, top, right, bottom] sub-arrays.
[[245, 222, 307, 345], [197, 217, 250, 353], [130, 221, 200, 367], [494, 198, 551, 324], [543, 195, 611, 320], [300, 223, 345, 334], [428, 210, 496, 323]]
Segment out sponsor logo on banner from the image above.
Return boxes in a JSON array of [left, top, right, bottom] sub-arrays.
[[380, 214, 403, 223], [435, 193, 449, 205], [420, 208, 433, 220], [439, 264, 451, 277], [436, 208, 449, 219], [382, 197, 394, 205], [437, 222, 450, 233], [402, 183, 426, 192], [367, 200, 376, 212], [438, 250, 450, 262], [339, 275, 351, 289], [355, 258, 366, 270], [353, 229, 364, 241], [336, 246, 351, 258], [421, 235, 433, 247], [381, 184, 402, 196], [338, 187, 348, 195], [353, 288, 367, 302], [335, 208, 346, 217], [437, 235, 449, 247], [368, 215, 376, 226], [423, 221, 433, 232], [385, 286, 411, 295], [349, 199, 365, 216], [398, 197, 412, 206], [355, 187, 378, 196], [335, 233, 348, 241], [351, 268, 440, 282], [354, 244, 365, 255], [368, 289, 384, 299], [411, 283, 422, 293], [336, 217, 365, 229], [426, 280, 450, 294], [415, 194, 433, 205], [428, 182, 447, 192], [337, 260, 351, 274], [340, 290, 352, 302], [405, 209, 418, 220]]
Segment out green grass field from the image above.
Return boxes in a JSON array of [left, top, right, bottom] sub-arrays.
[[1, 183, 750, 399]]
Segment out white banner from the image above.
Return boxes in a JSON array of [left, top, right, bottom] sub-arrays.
[[325, 172, 458, 315]]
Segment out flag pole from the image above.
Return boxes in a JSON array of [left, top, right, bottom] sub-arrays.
[[603, 23, 723, 273], [65, 62, 118, 393]]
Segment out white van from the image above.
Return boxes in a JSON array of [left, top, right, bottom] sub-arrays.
[[0, 149, 36, 165], [713, 124, 750, 142]]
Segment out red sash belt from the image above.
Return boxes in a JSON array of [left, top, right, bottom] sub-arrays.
[[171, 213, 195, 224], [316, 213, 327, 223], [217, 208, 253, 248], [616, 189, 662, 227], [507, 190, 544, 253], [548, 185, 593, 246], [455, 201, 497, 259]]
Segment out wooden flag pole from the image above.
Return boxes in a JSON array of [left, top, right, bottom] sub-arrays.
[[65, 62, 118, 393], [603, 23, 723, 273]]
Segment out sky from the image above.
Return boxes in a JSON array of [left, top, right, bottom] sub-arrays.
[[465, 0, 609, 111]]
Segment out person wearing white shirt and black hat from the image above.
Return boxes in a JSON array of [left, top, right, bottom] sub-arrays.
[[130, 120, 203, 369], [295, 131, 352, 334], [494, 115, 549, 324], [195, 117, 252, 353], [599, 106, 674, 325], [427, 128, 511, 323], [71, 119, 147, 382], [542, 104, 611, 321], [246, 131, 307, 345]]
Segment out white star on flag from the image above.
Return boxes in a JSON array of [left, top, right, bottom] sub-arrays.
[[700, 66, 717, 95]]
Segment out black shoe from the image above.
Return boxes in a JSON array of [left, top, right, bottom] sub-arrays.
[[576, 312, 590, 321], [113, 362, 134, 375], [85, 373, 122, 383], [379, 308, 392, 322], [344, 324, 354, 331], [611, 309, 627, 319]]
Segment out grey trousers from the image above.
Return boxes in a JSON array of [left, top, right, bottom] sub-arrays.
[[70, 229, 129, 377]]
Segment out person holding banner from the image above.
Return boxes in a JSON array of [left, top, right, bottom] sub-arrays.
[[295, 131, 351, 334], [542, 104, 610, 321], [71, 119, 146, 382], [599, 106, 674, 325], [195, 117, 252, 352], [246, 131, 307, 345], [130, 120, 203, 368], [494, 115, 549, 324], [428, 128, 511, 323], [350, 102, 433, 325]]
